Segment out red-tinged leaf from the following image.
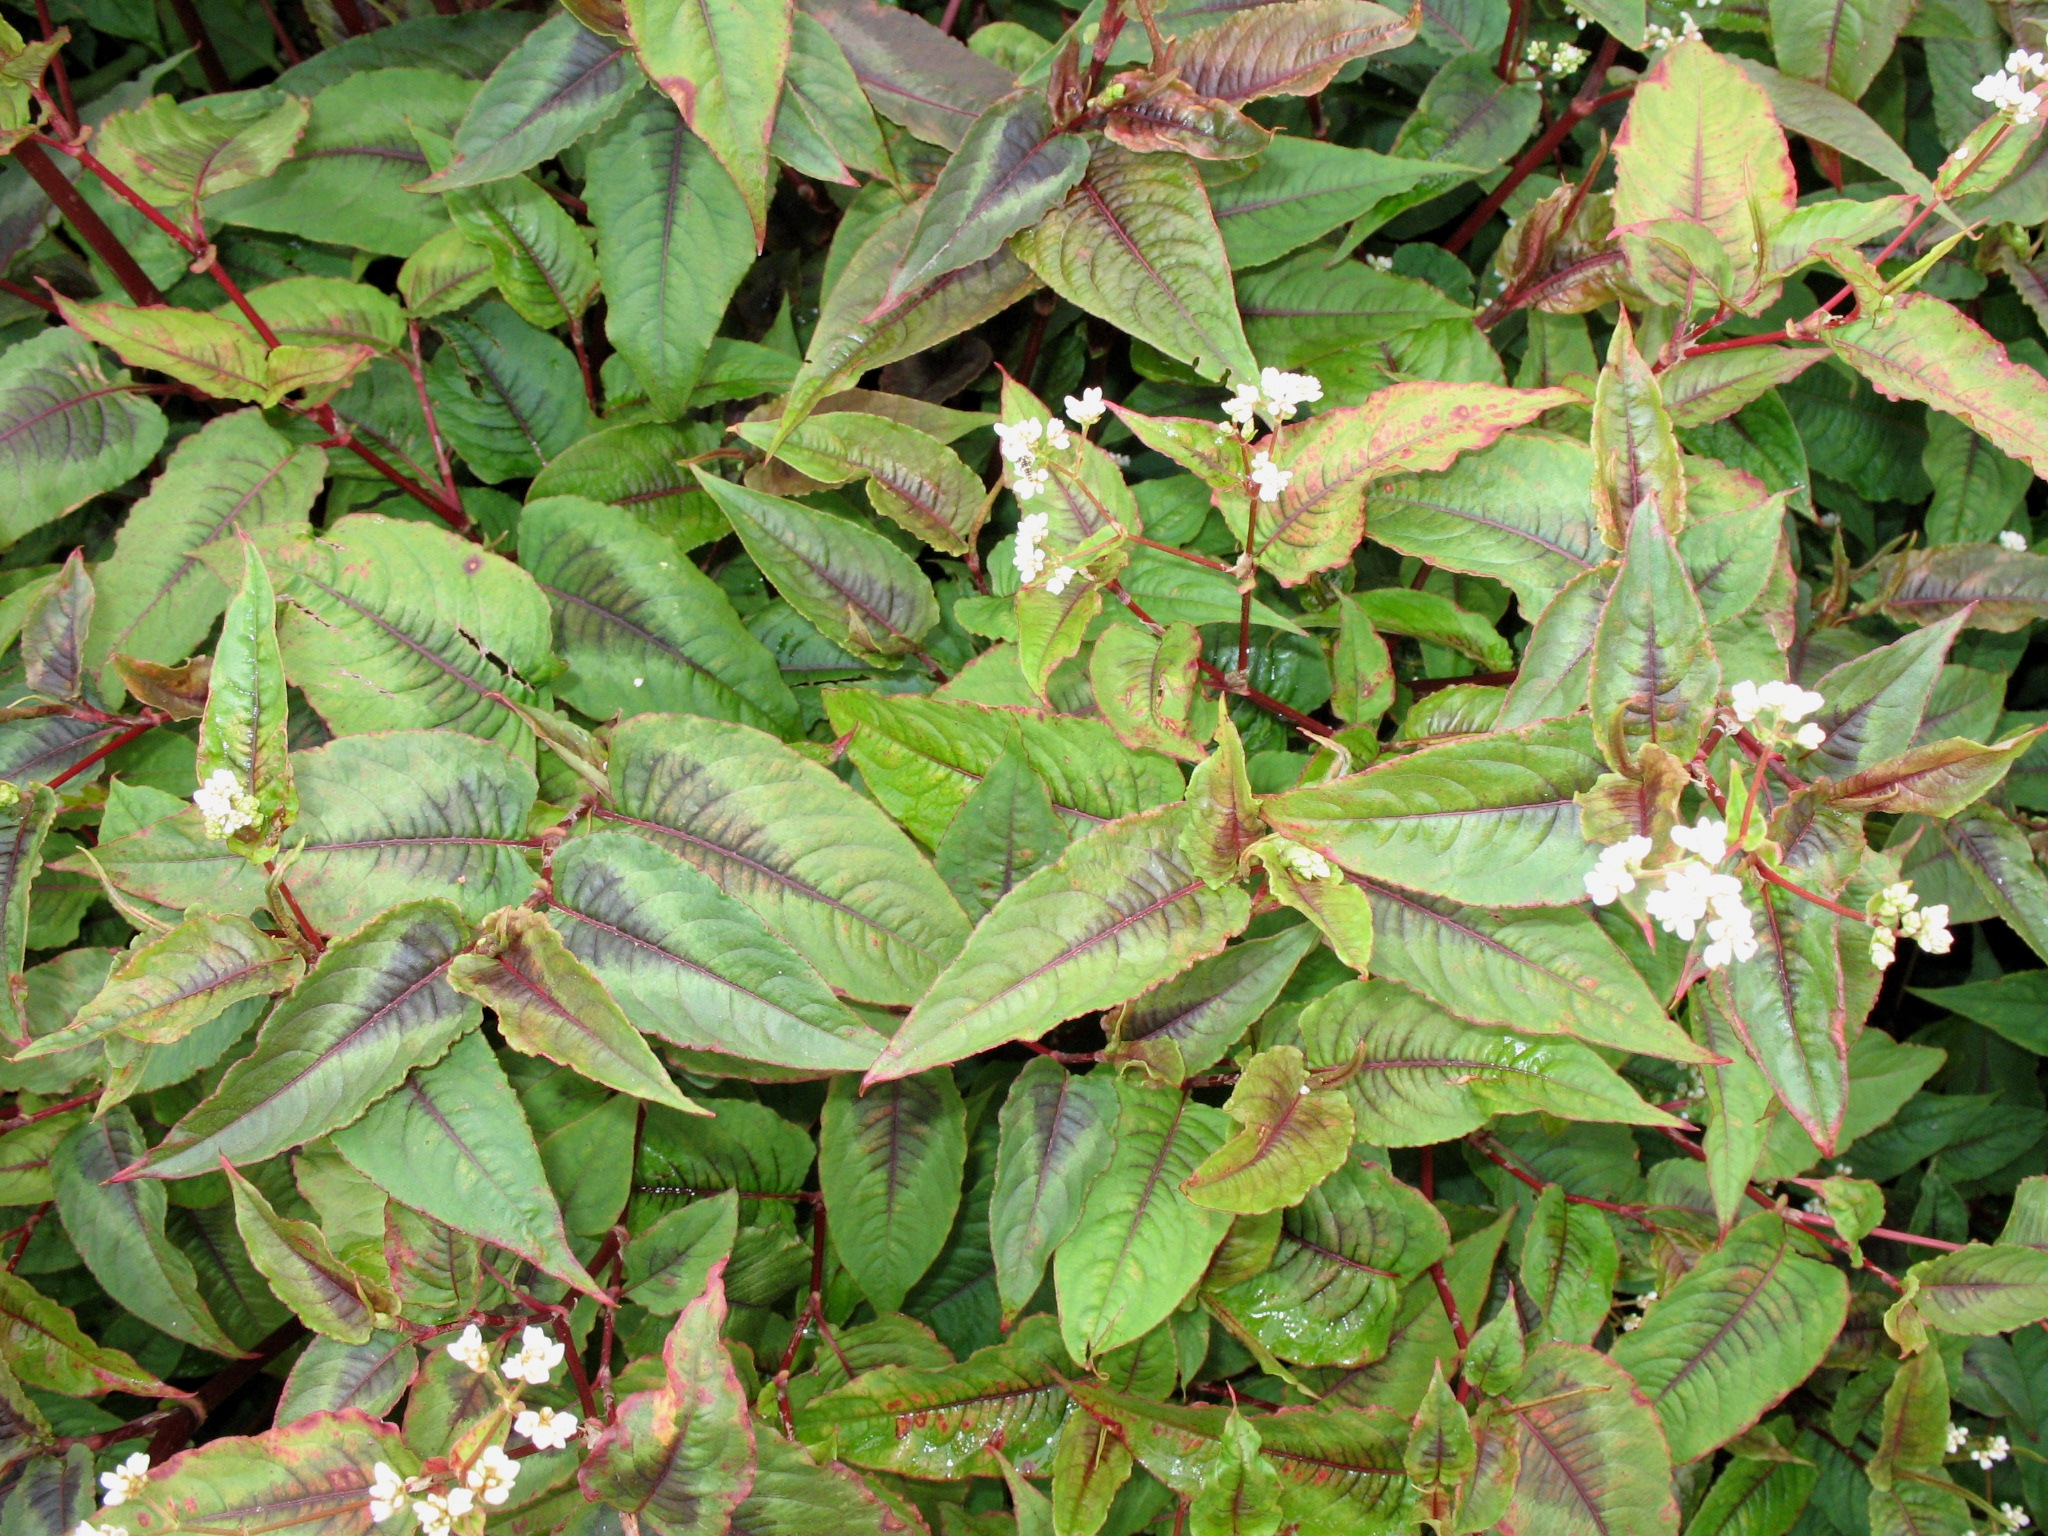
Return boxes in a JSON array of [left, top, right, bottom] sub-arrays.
[[1866, 544, 2048, 632], [1829, 728, 2047, 816], [1099, 76, 1273, 159], [1706, 884, 1849, 1154], [1502, 1344, 1679, 1536], [0, 1269, 181, 1399], [581, 1265, 757, 1533], [1232, 383, 1574, 585], [88, 1409, 401, 1536], [1587, 490, 1721, 770], [798, 0, 1011, 150], [1171, 0, 1420, 104], [1826, 292, 2048, 476], [1658, 345, 1826, 429], [1590, 313, 1686, 548]]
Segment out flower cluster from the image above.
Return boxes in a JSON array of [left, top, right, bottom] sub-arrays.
[[99, 1453, 151, 1507], [1972, 1432, 2012, 1469], [1867, 881, 1953, 969], [1522, 38, 1589, 77], [1064, 387, 1105, 427], [2001, 529, 2030, 552], [193, 767, 260, 840], [1249, 450, 1292, 503], [994, 416, 1069, 502], [1222, 368, 1324, 436], [1642, 12, 1704, 49], [1585, 819, 1758, 970], [415, 1487, 476, 1536], [1011, 511, 1078, 594], [1617, 1289, 1657, 1331], [1279, 844, 1336, 882], [1363, 253, 1395, 271], [1728, 678, 1828, 751], [1974, 50, 2046, 123], [502, 1325, 566, 1386], [516, 1404, 582, 1451], [446, 1322, 492, 1373]]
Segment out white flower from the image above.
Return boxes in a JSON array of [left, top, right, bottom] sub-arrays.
[[99, 1453, 150, 1508], [74, 1525, 117, 1536], [1011, 463, 1050, 501], [993, 418, 1043, 466], [1282, 844, 1336, 882], [1972, 1433, 2011, 1469], [1583, 835, 1653, 905], [464, 1446, 519, 1507], [1013, 511, 1050, 584], [1258, 367, 1323, 421], [1974, 67, 2041, 119], [1729, 679, 1825, 731], [1870, 927, 1897, 970], [2001, 529, 2029, 552], [414, 1488, 476, 1536], [1669, 817, 1730, 864], [192, 768, 260, 841], [446, 1323, 491, 1375], [1064, 387, 1105, 427], [1249, 450, 1293, 503], [1364, 253, 1394, 270], [1222, 381, 1263, 433], [1870, 882, 1919, 923], [1643, 12, 1703, 47], [1900, 902, 1953, 955], [1793, 722, 1828, 751], [2007, 49, 2046, 78], [501, 1325, 565, 1386], [1728, 679, 1765, 722], [369, 1463, 409, 1524], [1947, 1421, 1973, 1454], [1042, 417, 1072, 452], [1523, 37, 1589, 75], [1701, 882, 1759, 969], [514, 1405, 581, 1451], [1620, 1312, 1644, 1330], [1043, 564, 1077, 596], [2002, 1504, 2031, 1531]]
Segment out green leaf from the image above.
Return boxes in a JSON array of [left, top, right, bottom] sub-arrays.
[[1207, 1156, 1448, 1368], [1246, 837, 1375, 974], [421, 10, 638, 190], [211, 68, 473, 254], [252, 513, 552, 755], [1683, 1432, 1817, 1536], [549, 831, 888, 1077], [935, 743, 1072, 917], [801, 0, 1009, 150], [397, 225, 494, 318], [275, 1332, 415, 1423], [1209, 137, 1448, 269], [1181, 712, 1264, 889], [600, 713, 969, 1005], [85, 409, 321, 689], [449, 904, 700, 1113], [1922, 412, 2033, 544], [133, 900, 479, 1178], [580, 1266, 756, 1530], [526, 421, 724, 550], [1519, 1183, 1618, 1346], [0, 329, 167, 547], [1610, 1213, 1848, 1462], [96, 88, 309, 206], [1182, 1045, 1352, 1214], [869, 805, 1252, 1082], [1261, 718, 1607, 908], [0, 1267, 175, 1398], [1771, 0, 1916, 107], [1404, 1366, 1476, 1530], [1011, 144, 1255, 384], [1830, 729, 2044, 816], [772, 11, 886, 183], [52, 1109, 242, 1356], [820, 1069, 967, 1311], [19, 550, 89, 701], [736, 412, 985, 556], [989, 1056, 1118, 1322], [1589, 489, 1720, 769], [1867, 543, 2048, 633], [1055, 1076, 1233, 1360], [332, 1028, 601, 1296], [1299, 979, 1683, 1143], [428, 301, 593, 481], [1189, 1408, 1282, 1536], [622, 0, 791, 241], [1106, 923, 1317, 1083], [733, 1427, 914, 1536], [625, 1189, 737, 1313], [1706, 886, 1848, 1153], [693, 471, 938, 666], [57, 298, 276, 406], [1237, 382, 1572, 584], [1798, 611, 1966, 779], [197, 536, 294, 852], [585, 93, 756, 415], [1888, 1242, 2048, 1341], [438, 163, 599, 331], [796, 1313, 1074, 1478], [223, 1163, 391, 1343], [1169, 0, 1417, 103], [1504, 1343, 1679, 1536], [1330, 595, 1395, 728]]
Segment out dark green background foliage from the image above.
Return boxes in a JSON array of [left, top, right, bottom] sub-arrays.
[[1, 0, 2048, 1531]]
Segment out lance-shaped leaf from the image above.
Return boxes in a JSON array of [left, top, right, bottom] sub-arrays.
[[0, 1268, 176, 1399], [58, 299, 276, 406], [1516, 1185, 1617, 1350], [1867, 544, 2048, 633], [869, 805, 1251, 1083], [197, 536, 293, 853], [1208, 1157, 1449, 1368], [1300, 979, 1682, 1143], [1707, 886, 1848, 1152], [85, 1409, 404, 1536], [1056, 1077, 1233, 1360], [548, 832, 886, 1078], [1180, 713, 1263, 889], [0, 322, 167, 548], [1070, 1389, 1420, 1535], [521, 495, 796, 733], [449, 905, 700, 1113], [52, 1110, 242, 1357], [1012, 144, 1255, 384], [887, 90, 1088, 303], [420, 10, 639, 190], [1505, 1343, 1679, 1536], [95, 89, 309, 207], [1106, 923, 1316, 1084], [281, 730, 538, 936], [625, 1191, 737, 1314], [693, 470, 938, 666], [17, 912, 297, 1057], [0, 787, 60, 1047], [1091, 620, 1207, 761], [1404, 1367, 1476, 1531], [1610, 1213, 1847, 1462], [1588, 490, 1719, 770], [1887, 1243, 2048, 1342], [427, 301, 592, 482], [1826, 292, 2048, 477], [585, 93, 756, 416], [1184, 1046, 1352, 1214], [276, 1332, 416, 1424], [1589, 313, 1686, 548], [1171, 0, 1418, 103], [1683, 1432, 1816, 1536], [601, 714, 968, 1005], [796, 1313, 1073, 1478], [1830, 729, 2044, 817], [332, 1029, 601, 1297], [990, 1056, 1118, 1323], [736, 413, 984, 557], [437, 163, 599, 331], [223, 1163, 392, 1343], [783, 190, 1037, 431], [935, 745, 1071, 917], [1247, 838, 1374, 975], [19, 551, 89, 702], [799, 0, 1009, 149], [772, 10, 886, 182], [1235, 382, 1572, 584], [832, 689, 1182, 850], [1100, 75, 1271, 160], [250, 515, 552, 755], [131, 901, 478, 1179], [581, 1266, 755, 1530], [820, 1070, 966, 1312], [622, 0, 791, 242], [1262, 718, 1604, 909], [1660, 346, 1825, 430], [734, 1428, 911, 1536], [1611, 41, 1796, 307], [1926, 805, 2048, 963], [1797, 611, 1966, 780]]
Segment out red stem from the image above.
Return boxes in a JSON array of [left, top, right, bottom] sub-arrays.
[[1129, 535, 1231, 571], [14, 141, 162, 305], [0, 1091, 97, 1131], [163, 0, 232, 92], [47, 715, 158, 789], [0, 277, 58, 316], [253, 0, 304, 64], [31, 0, 74, 131], [1747, 859, 1874, 924], [404, 320, 462, 511], [328, 0, 371, 37], [568, 313, 598, 413]]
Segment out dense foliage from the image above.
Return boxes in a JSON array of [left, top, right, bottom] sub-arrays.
[[2, 0, 2048, 1531]]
